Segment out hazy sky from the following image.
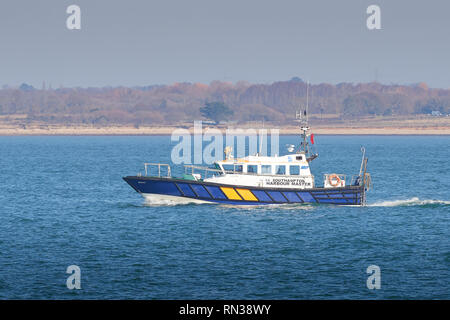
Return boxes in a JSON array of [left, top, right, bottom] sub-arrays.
[[0, 0, 448, 88]]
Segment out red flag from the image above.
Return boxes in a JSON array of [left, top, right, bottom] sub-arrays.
[[310, 133, 315, 144]]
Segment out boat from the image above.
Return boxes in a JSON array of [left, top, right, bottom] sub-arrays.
[[123, 108, 372, 206]]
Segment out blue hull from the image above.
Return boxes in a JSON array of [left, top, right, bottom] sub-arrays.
[[123, 176, 365, 206]]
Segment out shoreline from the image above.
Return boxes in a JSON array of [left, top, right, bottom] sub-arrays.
[[1, 125, 450, 135]]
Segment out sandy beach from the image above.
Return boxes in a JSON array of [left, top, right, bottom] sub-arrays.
[[1, 124, 449, 135]]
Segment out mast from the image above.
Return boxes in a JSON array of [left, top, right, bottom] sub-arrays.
[[295, 81, 318, 162]]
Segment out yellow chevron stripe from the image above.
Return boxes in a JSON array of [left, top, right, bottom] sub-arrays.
[[236, 188, 258, 201], [220, 187, 242, 200]]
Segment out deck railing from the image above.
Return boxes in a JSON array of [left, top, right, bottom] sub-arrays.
[[323, 173, 346, 187], [183, 165, 313, 179], [143, 163, 172, 177], [184, 165, 223, 179], [142, 163, 251, 178], [183, 165, 257, 179], [140, 163, 319, 186]]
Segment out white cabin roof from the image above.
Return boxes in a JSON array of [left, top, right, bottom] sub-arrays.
[[217, 153, 308, 166]]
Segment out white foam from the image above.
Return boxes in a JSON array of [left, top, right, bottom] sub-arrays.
[[221, 203, 316, 211], [142, 193, 213, 206], [368, 197, 450, 207]]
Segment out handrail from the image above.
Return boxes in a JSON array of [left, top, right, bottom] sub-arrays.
[[184, 165, 229, 179], [184, 165, 223, 173], [144, 163, 171, 177], [183, 164, 313, 179], [364, 173, 372, 191], [324, 173, 346, 181]]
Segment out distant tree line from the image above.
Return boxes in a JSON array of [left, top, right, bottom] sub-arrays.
[[0, 79, 448, 126]]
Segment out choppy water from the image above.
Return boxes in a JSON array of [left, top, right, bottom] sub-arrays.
[[0, 135, 448, 299]]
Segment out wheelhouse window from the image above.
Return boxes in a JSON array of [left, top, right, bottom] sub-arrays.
[[247, 164, 257, 174], [296, 156, 303, 161], [275, 165, 286, 175], [261, 165, 272, 175], [222, 164, 234, 172], [222, 164, 243, 173], [289, 165, 300, 175]]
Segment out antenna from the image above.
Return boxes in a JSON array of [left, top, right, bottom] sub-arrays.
[[306, 81, 309, 122], [359, 146, 366, 176], [294, 80, 318, 162]]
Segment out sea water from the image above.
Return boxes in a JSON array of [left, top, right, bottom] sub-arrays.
[[0, 135, 448, 299]]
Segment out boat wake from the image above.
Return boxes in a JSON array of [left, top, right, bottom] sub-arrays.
[[368, 197, 450, 208], [143, 199, 185, 206], [143, 199, 209, 206], [219, 203, 316, 211], [142, 194, 213, 206]]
